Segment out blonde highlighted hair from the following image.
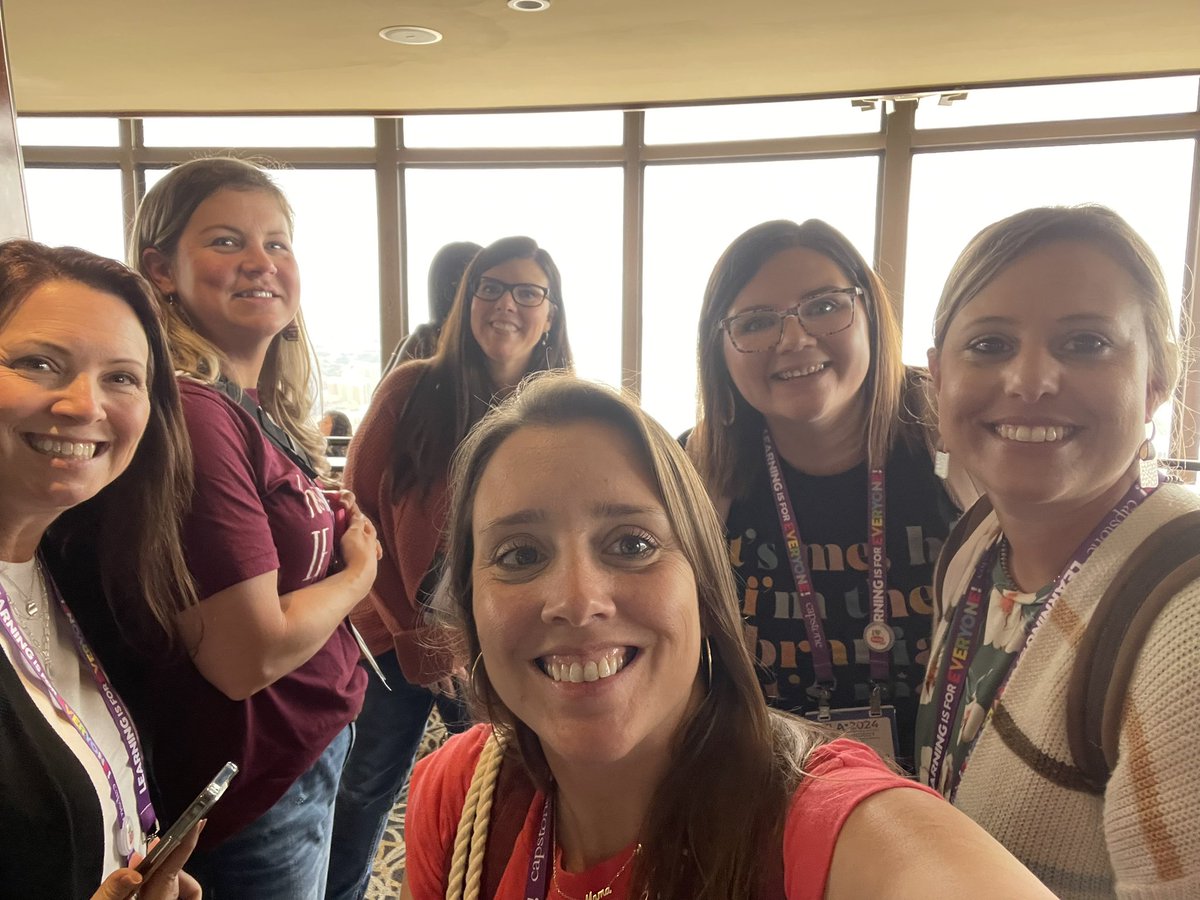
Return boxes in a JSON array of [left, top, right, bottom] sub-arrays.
[[130, 156, 328, 475]]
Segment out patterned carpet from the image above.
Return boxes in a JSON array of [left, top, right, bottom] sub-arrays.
[[363, 711, 449, 899]]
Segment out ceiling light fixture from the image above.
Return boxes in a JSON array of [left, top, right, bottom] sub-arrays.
[[508, 0, 551, 11], [379, 25, 443, 45]]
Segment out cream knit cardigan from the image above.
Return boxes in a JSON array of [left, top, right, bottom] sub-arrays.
[[932, 483, 1200, 899]]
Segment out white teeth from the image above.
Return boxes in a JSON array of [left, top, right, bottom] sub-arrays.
[[542, 648, 628, 684], [237, 290, 275, 298], [31, 437, 98, 459], [775, 364, 826, 380], [491, 322, 518, 333], [995, 424, 1069, 443]]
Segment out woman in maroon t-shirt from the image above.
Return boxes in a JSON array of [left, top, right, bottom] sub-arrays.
[[131, 158, 379, 899]]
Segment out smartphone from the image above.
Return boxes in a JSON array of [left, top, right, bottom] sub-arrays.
[[135, 762, 238, 880]]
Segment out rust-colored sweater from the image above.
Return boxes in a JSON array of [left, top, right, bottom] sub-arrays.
[[345, 359, 455, 684]]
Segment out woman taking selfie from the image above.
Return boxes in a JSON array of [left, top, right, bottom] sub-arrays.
[[131, 157, 379, 898], [689, 219, 967, 768], [401, 374, 1051, 899], [328, 235, 572, 900], [917, 206, 1200, 898], [0, 241, 199, 899]]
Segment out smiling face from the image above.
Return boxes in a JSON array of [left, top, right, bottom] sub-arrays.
[[469, 257, 554, 389], [931, 239, 1158, 516], [147, 187, 299, 361], [0, 280, 151, 535], [470, 419, 704, 772], [721, 245, 871, 436]]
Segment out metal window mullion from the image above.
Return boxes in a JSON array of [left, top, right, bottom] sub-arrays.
[[118, 117, 140, 257], [621, 110, 645, 396], [375, 118, 405, 368], [875, 100, 916, 319], [1171, 136, 1200, 462], [910, 111, 1200, 152]]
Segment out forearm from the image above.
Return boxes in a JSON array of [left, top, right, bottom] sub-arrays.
[[183, 563, 373, 700]]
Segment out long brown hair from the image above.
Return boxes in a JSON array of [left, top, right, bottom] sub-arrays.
[[0, 240, 196, 644], [387, 235, 573, 501], [437, 373, 823, 898], [693, 219, 922, 499], [130, 156, 329, 475]]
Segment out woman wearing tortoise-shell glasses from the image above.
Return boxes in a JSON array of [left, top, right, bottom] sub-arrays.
[[328, 235, 574, 900], [686, 219, 974, 774]]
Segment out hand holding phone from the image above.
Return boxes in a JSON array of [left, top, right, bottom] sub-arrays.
[[136, 762, 238, 881]]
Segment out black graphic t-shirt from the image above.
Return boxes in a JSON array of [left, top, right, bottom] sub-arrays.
[[726, 434, 957, 768]]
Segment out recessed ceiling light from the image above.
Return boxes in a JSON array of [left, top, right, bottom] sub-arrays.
[[508, 0, 550, 11], [379, 25, 443, 45]]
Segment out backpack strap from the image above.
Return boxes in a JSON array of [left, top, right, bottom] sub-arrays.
[[1066, 509, 1200, 791], [483, 750, 538, 897], [933, 495, 993, 620]]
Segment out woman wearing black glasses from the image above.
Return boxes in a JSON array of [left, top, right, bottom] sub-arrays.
[[327, 235, 573, 900], [688, 219, 971, 772]]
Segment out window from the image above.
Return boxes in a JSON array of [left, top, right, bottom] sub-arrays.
[[641, 156, 879, 437], [404, 167, 624, 388], [17, 117, 119, 147], [645, 97, 880, 144], [404, 110, 623, 148], [915, 76, 1200, 129], [24, 168, 125, 261], [142, 116, 375, 148]]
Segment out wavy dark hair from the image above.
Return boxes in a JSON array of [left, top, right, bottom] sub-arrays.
[[692, 219, 926, 499], [436, 373, 823, 898], [0, 240, 196, 645], [388, 235, 573, 501]]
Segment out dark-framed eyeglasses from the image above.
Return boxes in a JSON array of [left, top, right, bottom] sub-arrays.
[[474, 276, 551, 308], [719, 286, 862, 353]]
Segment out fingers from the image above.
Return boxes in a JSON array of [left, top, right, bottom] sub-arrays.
[[140, 820, 204, 900], [90, 869, 143, 900]]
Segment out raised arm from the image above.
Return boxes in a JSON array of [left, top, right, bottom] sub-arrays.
[[827, 787, 1055, 899]]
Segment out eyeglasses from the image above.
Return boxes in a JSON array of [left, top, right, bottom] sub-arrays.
[[474, 276, 551, 308], [719, 286, 862, 353]]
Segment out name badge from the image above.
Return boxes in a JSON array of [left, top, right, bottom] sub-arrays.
[[805, 705, 900, 763]]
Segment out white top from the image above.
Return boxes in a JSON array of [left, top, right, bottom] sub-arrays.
[[0, 558, 148, 877]]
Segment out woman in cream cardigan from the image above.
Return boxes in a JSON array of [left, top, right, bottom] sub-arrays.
[[916, 205, 1200, 898]]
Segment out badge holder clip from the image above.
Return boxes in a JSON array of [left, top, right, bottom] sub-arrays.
[[806, 681, 836, 721], [868, 682, 884, 717]]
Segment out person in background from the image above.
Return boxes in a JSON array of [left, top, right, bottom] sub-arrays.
[[0, 240, 200, 899], [384, 240, 481, 372], [916, 205, 1200, 898], [401, 373, 1052, 899], [320, 409, 353, 460], [130, 157, 380, 899], [327, 235, 572, 900], [688, 219, 970, 771]]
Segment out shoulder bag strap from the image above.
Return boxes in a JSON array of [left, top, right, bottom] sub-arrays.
[[1067, 510, 1200, 789], [211, 376, 319, 479], [933, 495, 993, 619]]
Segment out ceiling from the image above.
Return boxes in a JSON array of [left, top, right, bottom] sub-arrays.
[[4, 0, 1198, 115]]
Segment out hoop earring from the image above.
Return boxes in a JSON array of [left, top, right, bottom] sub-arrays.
[[701, 637, 713, 693], [1138, 421, 1159, 490], [469, 652, 486, 698], [281, 319, 301, 342]]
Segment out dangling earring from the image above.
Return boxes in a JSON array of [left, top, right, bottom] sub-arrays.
[[721, 384, 736, 427], [1138, 422, 1159, 490], [934, 445, 950, 480], [540, 331, 552, 369], [700, 637, 714, 693], [281, 319, 301, 342]]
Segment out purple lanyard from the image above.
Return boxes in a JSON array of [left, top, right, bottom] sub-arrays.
[[524, 793, 554, 899], [924, 483, 1150, 797], [0, 568, 157, 863], [763, 429, 891, 703]]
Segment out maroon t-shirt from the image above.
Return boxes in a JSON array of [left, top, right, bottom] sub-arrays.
[[141, 380, 366, 848]]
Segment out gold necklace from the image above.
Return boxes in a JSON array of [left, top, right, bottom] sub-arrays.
[[551, 843, 641, 900]]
